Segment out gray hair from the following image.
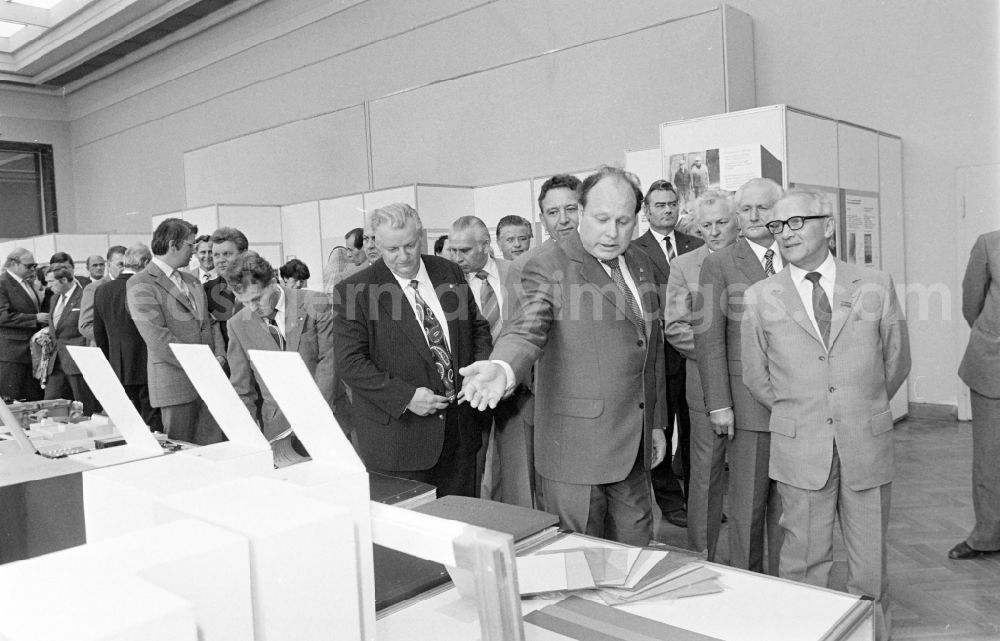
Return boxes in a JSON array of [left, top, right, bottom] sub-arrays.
[[777, 189, 836, 221], [4, 247, 32, 268], [694, 189, 735, 221], [450, 215, 490, 243], [123, 243, 152, 270], [734, 177, 784, 207], [369, 203, 423, 236]]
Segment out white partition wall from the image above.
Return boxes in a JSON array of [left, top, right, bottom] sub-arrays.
[[280, 201, 323, 288], [624, 148, 666, 236], [473, 180, 533, 254], [660, 105, 908, 419], [319, 194, 366, 270], [363, 186, 416, 215], [108, 233, 151, 249], [416, 185, 475, 235], [530, 170, 594, 241]]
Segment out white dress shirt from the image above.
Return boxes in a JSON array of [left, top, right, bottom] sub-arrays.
[[788, 252, 837, 343], [648, 228, 678, 262], [467, 257, 505, 317], [746, 239, 783, 273], [267, 285, 287, 339], [390, 260, 452, 349]]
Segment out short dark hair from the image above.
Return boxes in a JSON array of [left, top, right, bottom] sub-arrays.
[[496, 215, 533, 238], [434, 235, 449, 254], [48, 265, 74, 282], [643, 179, 677, 207], [194, 234, 212, 247], [345, 228, 364, 250], [226, 253, 276, 293], [279, 258, 310, 281], [107, 245, 127, 259], [580, 166, 643, 215], [210, 227, 249, 252], [151, 218, 197, 256], [537, 174, 582, 213], [49, 252, 74, 266]]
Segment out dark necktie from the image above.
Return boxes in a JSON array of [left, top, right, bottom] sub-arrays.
[[601, 258, 646, 338], [475, 270, 501, 341], [265, 313, 285, 350], [410, 280, 455, 397], [763, 248, 776, 277], [805, 272, 831, 347], [664, 236, 676, 261]]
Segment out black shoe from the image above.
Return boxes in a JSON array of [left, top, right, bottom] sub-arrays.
[[948, 541, 1000, 560], [721, 513, 728, 524], [664, 509, 688, 528]]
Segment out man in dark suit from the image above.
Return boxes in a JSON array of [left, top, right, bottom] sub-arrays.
[[461, 167, 668, 546], [93, 243, 161, 432], [0, 248, 48, 401], [695, 177, 785, 574], [42, 265, 98, 414], [42, 252, 90, 312], [204, 227, 249, 350], [332, 203, 493, 497], [127, 218, 224, 444], [226, 253, 336, 464], [632, 179, 703, 527]]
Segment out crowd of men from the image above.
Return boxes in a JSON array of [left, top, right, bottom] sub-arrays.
[[2, 166, 954, 641]]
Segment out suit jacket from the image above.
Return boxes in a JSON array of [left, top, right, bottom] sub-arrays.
[[491, 231, 667, 485], [227, 286, 337, 441], [631, 229, 703, 377], [126, 261, 220, 407], [740, 260, 910, 491], [332, 256, 493, 471], [665, 244, 711, 411], [959, 230, 1000, 397], [93, 273, 148, 385], [77, 277, 110, 345], [0, 271, 43, 365], [42, 275, 90, 313], [46, 284, 87, 376], [694, 238, 772, 432], [204, 276, 239, 347]]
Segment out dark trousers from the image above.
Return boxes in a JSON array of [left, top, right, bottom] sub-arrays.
[[159, 399, 224, 445], [0, 361, 43, 402], [124, 383, 162, 434], [44, 367, 99, 415], [651, 366, 690, 513], [370, 409, 479, 498]]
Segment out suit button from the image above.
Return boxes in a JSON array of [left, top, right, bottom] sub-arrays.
[[439, 414, 445, 420], [819, 356, 826, 361], [826, 418, 833, 424], [637, 340, 644, 347], [829, 386, 836, 393], [639, 402, 645, 409]]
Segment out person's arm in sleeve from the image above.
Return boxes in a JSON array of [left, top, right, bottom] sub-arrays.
[[880, 273, 911, 400], [739, 291, 775, 410], [961, 234, 989, 327]]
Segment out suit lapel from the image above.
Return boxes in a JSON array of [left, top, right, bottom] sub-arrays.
[[828, 260, 860, 348], [735, 238, 767, 283], [624, 246, 656, 339], [774, 270, 825, 346], [4, 272, 39, 311], [375, 261, 436, 368], [636, 230, 670, 278], [569, 234, 644, 336], [150, 263, 194, 312], [283, 286, 303, 352]]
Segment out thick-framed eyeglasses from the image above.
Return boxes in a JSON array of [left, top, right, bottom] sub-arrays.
[[766, 215, 829, 234]]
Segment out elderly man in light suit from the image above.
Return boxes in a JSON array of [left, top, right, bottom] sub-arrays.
[[741, 190, 910, 641], [127, 218, 225, 444], [951, 230, 1000, 560], [226, 253, 336, 465], [665, 189, 740, 558], [460, 166, 668, 546]]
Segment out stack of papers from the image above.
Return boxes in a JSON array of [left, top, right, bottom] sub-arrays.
[[516, 541, 724, 604]]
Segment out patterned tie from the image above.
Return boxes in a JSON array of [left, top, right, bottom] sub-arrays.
[[265, 314, 285, 350], [763, 248, 776, 277], [601, 258, 646, 338], [410, 280, 455, 397], [664, 236, 676, 261], [805, 272, 831, 347], [475, 270, 501, 341], [170, 270, 197, 314]]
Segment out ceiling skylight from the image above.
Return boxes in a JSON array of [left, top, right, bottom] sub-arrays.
[[0, 20, 25, 37], [10, 0, 64, 9]]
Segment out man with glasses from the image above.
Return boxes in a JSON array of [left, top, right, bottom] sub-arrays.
[[695, 177, 784, 574], [0, 248, 48, 401], [741, 190, 909, 641], [633, 179, 703, 529]]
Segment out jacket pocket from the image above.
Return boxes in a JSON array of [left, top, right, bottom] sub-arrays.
[[550, 396, 604, 418], [770, 416, 796, 437], [870, 408, 893, 435]]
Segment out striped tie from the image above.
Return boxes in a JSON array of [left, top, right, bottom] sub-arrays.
[[601, 258, 646, 338], [763, 248, 776, 276], [475, 270, 501, 341]]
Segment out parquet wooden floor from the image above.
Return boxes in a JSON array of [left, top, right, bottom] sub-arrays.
[[654, 416, 1000, 640]]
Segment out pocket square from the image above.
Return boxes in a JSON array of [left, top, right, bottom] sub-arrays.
[[71, 308, 81, 311], [839, 301, 853, 308]]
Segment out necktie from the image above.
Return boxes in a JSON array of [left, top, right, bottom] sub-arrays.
[[805, 272, 831, 347], [410, 280, 455, 397], [265, 314, 286, 350], [601, 258, 646, 338], [475, 270, 501, 340], [52, 294, 66, 329], [170, 271, 197, 314], [21, 280, 39, 311], [664, 236, 676, 261], [763, 248, 776, 276]]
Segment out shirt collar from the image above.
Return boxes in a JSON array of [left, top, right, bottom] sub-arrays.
[[788, 251, 836, 287], [468, 256, 498, 280], [6, 268, 27, 285], [746, 239, 779, 263], [60, 281, 78, 301], [274, 284, 286, 315], [648, 227, 675, 249], [390, 258, 432, 291], [150, 256, 176, 279]]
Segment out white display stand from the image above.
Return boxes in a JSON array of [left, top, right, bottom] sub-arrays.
[[0, 519, 254, 641], [660, 105, 908, 420]]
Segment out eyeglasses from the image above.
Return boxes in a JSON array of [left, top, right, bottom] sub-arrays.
[[765, 215, 829, 234], [181, 240, 196, 248], [20, 262, 37, 269]]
